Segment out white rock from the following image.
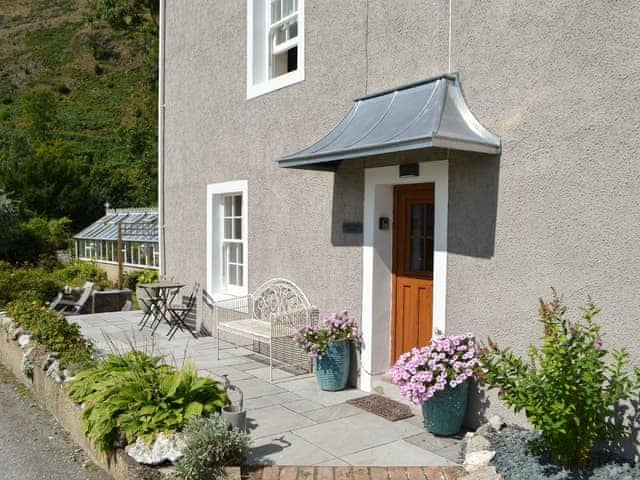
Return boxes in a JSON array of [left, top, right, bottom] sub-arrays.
[[459, 466, 501, 480], [1, 316, 13, 327], [464, 450, 496, 473], [126, 432, 186, 465], [466, 434, 492, 454], [488, 415, 504, 432], [46, 360, 62, 382], [18, 334, 31, 347]]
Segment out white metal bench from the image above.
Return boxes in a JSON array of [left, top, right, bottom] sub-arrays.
[[214, 278, 319, 381]]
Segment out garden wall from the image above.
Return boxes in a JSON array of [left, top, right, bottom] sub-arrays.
[[0, 324, 169, 480]]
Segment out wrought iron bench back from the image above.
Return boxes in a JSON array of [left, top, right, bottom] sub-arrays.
[[252, 278, 312, 322]]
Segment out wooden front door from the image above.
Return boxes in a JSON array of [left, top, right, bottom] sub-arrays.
[[392, 183, 434, 362]]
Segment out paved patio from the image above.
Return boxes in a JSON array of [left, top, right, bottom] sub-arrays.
[[71, 311, 462, 467]]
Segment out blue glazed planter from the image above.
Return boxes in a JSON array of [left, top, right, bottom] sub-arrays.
[[313, 340, 350, 391], [421, 381, 469, 436]]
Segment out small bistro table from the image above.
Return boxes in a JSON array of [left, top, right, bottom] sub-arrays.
[[139, 281, 185, 335]]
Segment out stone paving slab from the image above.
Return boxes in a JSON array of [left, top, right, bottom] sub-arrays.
[[249, 405, 316, 439], [72, 311, 463, 468], [293, 413, 424, 457], [341, 440, 456, 467], [247, 432, 338, 466]]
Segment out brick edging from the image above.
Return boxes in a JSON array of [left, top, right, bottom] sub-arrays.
[[242, 466, 463, 480]]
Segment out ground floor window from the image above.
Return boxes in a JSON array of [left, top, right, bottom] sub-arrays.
[[207, 180, 248, 298]]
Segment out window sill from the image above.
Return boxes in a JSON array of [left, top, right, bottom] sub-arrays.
[[247, 69, 304, 100]]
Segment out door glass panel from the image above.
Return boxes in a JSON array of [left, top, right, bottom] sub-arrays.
[[426, 203, 434, 234], [410, 203, 425, 236], [409, 238, 425, 271], [425, 239, 434, 272]]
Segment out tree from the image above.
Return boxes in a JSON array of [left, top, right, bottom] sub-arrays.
[[0, 140, 102, 226], [93, 0, 159, 35], [19, 88, 58, 143]]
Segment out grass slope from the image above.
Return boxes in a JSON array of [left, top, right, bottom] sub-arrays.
[[0, 0, 157, 216]]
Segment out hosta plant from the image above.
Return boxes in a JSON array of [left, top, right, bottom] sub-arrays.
[[480, 291, 640, 472], [66, 350, 227, 456], [294, 311, 362, 358], [390, 332, 480, 405]]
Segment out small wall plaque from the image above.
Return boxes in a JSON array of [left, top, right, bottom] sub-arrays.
[[399, 163, 419, 177], [342, 222, 363, 234], [379, 217, 390, 230]]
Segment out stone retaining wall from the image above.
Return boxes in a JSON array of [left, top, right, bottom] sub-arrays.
[[0, 326, 172, 480]]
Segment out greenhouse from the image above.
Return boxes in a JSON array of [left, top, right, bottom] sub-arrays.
[[73, 208, 159, 269]]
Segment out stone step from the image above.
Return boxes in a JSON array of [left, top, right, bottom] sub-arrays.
[[242, 466, 464, 480]]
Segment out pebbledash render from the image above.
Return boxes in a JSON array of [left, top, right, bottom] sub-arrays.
[[161, 0, 640, 436]]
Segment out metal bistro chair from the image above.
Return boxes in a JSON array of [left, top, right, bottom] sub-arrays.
[[166, 282, 199, 340], [137, 287, 158, 330]]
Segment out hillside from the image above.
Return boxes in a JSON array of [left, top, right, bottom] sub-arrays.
[[0, 0, 157, 227]]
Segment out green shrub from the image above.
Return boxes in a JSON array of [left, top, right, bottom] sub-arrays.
[[0, 216, 72, 264], [53, 260, 110, 289], [66, 351, 227, 456], [0, 262, 62, 306], [480, 291, 640, 472], [5, 298, 94, 368], [136, 270, 158, 285], [175, 415, 251, 480]]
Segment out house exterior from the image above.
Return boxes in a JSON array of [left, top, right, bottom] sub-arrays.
[[161, 0, 640, 433], [74, 207, 159, 281]]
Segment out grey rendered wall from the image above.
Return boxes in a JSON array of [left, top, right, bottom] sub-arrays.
[[164, 0, 640, 448], [163, 0, 449, 322]]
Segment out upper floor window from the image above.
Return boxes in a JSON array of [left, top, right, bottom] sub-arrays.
[[247, 0, 304, 99]]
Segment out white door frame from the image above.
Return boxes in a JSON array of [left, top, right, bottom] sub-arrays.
[[360, 160, 449, 391]]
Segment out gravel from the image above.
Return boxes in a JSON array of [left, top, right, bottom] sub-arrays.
[[0, 364, 110, 480], [486, 426, 640, 480]]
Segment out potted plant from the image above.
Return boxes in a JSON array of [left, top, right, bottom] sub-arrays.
[[390, 332, 479, 436], [294, 312, 361, 391]]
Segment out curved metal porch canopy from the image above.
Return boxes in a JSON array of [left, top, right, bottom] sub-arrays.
[[278, 73, 501, 170]]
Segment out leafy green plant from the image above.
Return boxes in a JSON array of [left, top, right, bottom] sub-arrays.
[[136, 269, 158, 285], [0, 260, 111, 307], [66, 351, 227, 456], [5, 298, 94, 368], [53, 260, 110, 289], [480, 291, 640, 472], [174, 415, 251, 480], [0, 263, 62, 307]]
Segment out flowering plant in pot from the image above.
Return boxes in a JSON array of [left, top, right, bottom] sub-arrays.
[[390, 332, 480, 436], [294, 312, 362, 391]]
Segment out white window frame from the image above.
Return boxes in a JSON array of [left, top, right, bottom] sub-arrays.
[[247, 0, 305, 99], [207, 180, 249, 299]]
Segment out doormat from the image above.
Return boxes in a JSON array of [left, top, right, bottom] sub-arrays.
[[346, 394, 414, 422]]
